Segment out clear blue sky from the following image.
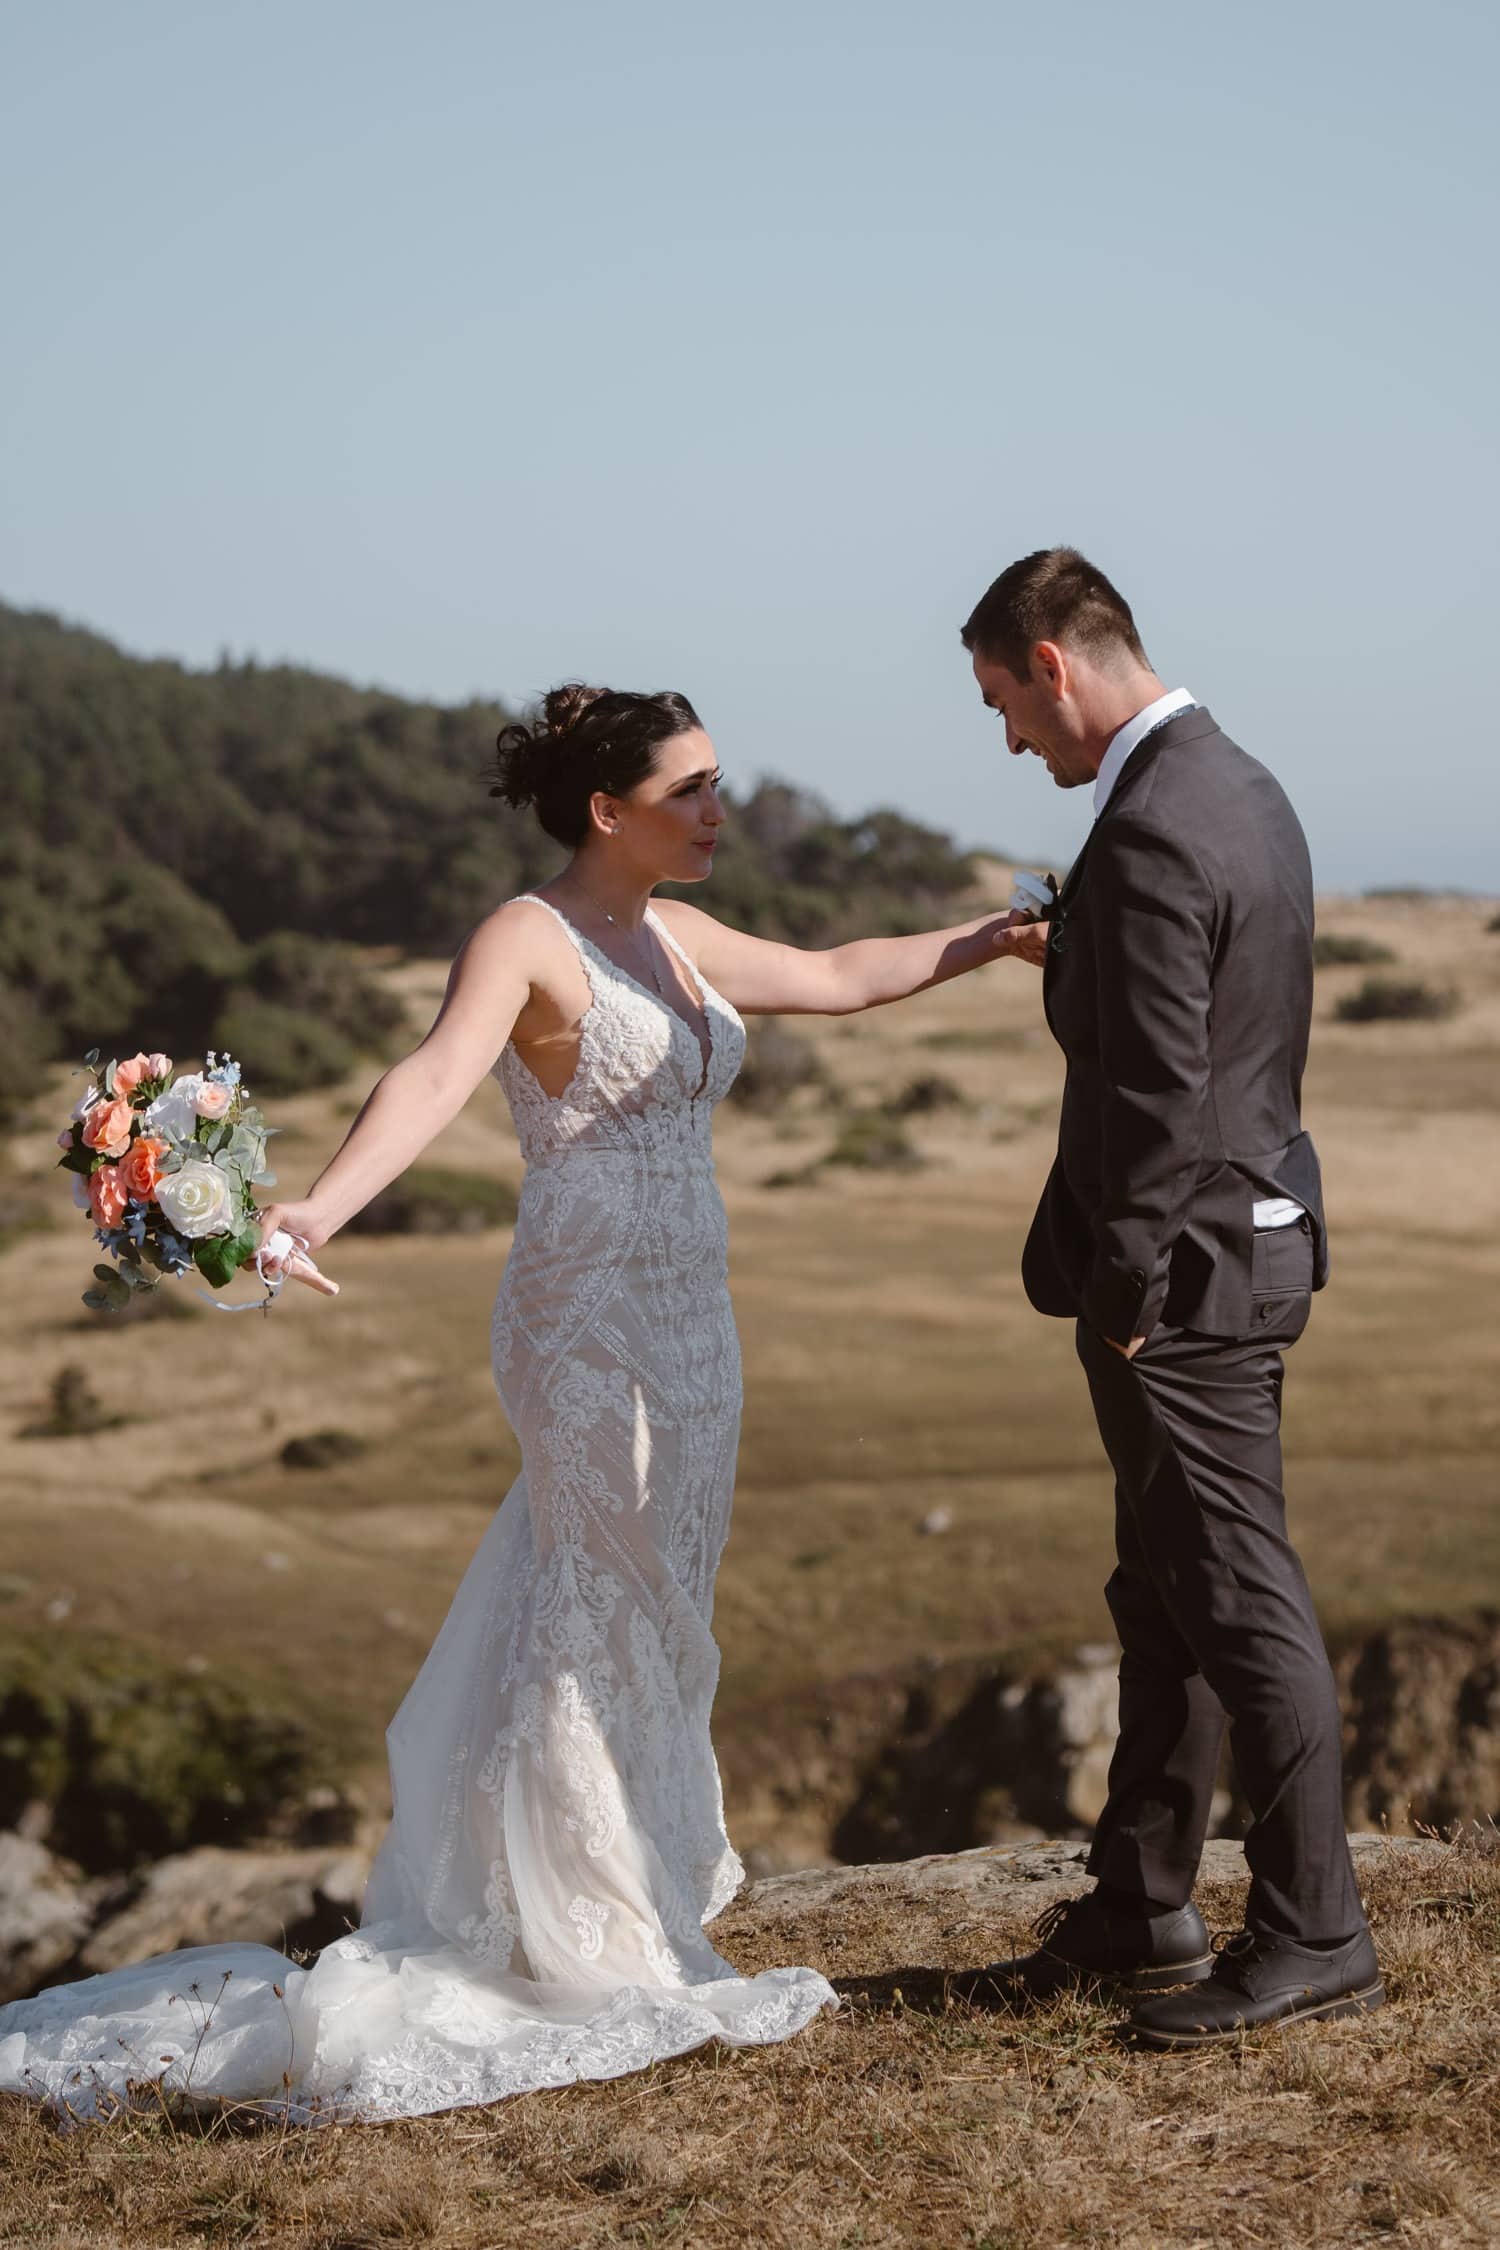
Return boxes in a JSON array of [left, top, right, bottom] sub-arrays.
[[3, 0, 1496, 889]]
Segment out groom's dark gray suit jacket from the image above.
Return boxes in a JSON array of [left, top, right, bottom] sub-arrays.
[[1022, 705, 1329, 1347]]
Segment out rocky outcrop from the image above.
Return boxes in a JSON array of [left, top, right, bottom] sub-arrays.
[[747, 1612, 1500, 1873], [78, 1842, 370, 1973], [0, 1834, 108, 2005], [740, 1829, 1446, 1926], [0, 1831, 375, 2002], [1339, 1614, 1500, 1832]]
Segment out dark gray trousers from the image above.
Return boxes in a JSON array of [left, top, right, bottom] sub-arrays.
[[1077, 1221, 1365, 1945]]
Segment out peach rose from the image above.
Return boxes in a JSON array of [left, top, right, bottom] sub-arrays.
[[194, 1081, 232, 1121], [118, 1135, 167, 1203], [81, 1096, 135, 1159], [114, 1051, 173, 1099], [88, 1164, 128, 1228]]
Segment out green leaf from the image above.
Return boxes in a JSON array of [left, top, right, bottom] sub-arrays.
[[81, 1288, 116, 1313], [83, 1047, 100, 1067], [56, 1138, 95, 1177], [252, 1169, 277, 1189], [192, 1226, 259, 1290], [89, 1265, 131, 1308]]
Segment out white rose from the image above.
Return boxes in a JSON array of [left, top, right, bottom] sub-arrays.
[[155, 1159, 237, 1240], [71, 1085, 102, 1122], [145, 1073, 206, 1142]]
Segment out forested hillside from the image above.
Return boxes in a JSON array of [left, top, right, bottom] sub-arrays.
[[0, 603, 977, 1111]]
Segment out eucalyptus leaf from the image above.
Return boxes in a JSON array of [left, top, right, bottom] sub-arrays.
[[81, 1288, 114, 1313], [253, 1169, 278, 1188]]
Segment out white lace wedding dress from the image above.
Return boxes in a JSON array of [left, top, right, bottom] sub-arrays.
[[0, 896, 836, 2122]]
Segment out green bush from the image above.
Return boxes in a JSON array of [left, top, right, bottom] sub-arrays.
[[1313, 932, 1397, 968], [1334, 977, 1459, 1025], [239, 928, 407, 1046], [824, 1108, 923, 1171], [0, 1632, 343, 1872], [212, 998, 361, 1094], [343, 1165, 519, 1235], [0, 987, 52, 1127]]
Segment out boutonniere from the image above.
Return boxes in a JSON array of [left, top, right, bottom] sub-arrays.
[[1009, 869, 1060, 920]]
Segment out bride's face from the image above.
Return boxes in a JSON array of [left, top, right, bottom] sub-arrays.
[[596, 728, 725, 882]]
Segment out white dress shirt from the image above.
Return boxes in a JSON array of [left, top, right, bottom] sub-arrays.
[[1092, 687, 1304, 1235], [1093, 687, 1198, 820]]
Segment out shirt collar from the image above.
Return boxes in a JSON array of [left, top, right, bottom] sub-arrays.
[[1092, 687, 1196, 820]]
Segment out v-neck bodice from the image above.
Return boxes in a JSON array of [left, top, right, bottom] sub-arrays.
[[494, 894, 746, 1170]]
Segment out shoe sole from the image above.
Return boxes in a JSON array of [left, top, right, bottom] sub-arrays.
[[1113, 1952, 1216, 1993], [1131, 1980, 1386, 2049], [1043, 1950, 1216, 1994]]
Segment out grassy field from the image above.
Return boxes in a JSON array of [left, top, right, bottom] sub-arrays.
[[1, 1831, 1496, 2248], [1, 883, 1498, 1849]]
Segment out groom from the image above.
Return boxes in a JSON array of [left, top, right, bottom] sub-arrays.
[[963, 548, 1381, 2047]]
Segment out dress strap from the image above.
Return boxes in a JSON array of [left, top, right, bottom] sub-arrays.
[[645, 906, 709, 1011], [511, 893, 592, 963]]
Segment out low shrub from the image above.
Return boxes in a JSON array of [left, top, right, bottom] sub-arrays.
[[1334, 977, 1459, 1025], [1313, 932, 1397, 967], [888, 1073, 967, 1116], [20, 1364, 126, 1438], [280, 1428, 369, 1471], [343, 1165, 519, 1235], [824, 1108, 923, 1171], [212, 999, 360, 1095]]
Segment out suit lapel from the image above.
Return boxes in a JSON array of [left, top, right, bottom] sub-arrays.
[[1040, 706, 1218, 1011]]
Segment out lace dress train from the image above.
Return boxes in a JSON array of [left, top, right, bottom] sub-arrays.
[[0, 897, 836, 2121]]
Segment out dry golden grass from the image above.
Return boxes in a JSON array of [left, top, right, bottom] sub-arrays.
[[2, 1832, 1497, 2249]]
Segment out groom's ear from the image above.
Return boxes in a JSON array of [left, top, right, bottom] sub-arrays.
[[1031, 640, 1070, 698]]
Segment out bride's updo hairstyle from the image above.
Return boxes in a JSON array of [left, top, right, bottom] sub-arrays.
[[492, 684, 704, 848]]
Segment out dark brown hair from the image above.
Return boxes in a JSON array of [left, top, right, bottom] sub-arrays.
[[492, 684, 703, 848], [961, 547, 1148, 677]]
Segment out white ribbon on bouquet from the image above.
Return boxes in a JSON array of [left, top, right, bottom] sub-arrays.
[[201, 1226, 339, 1312]]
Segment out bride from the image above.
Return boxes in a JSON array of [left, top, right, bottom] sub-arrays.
[[0, 684, 1041, 2123]]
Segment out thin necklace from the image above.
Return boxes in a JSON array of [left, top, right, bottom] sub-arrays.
[[563, 875, 666, 996]]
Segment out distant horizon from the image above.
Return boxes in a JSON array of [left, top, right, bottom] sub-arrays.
[[8, 589, 1492, 903]]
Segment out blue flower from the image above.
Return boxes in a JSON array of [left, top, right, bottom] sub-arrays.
[[155, 1228, 194, 1275]]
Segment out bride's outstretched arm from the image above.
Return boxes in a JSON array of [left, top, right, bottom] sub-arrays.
[[654, 901, 1047, 1016], [254, 902, 539, 1257]]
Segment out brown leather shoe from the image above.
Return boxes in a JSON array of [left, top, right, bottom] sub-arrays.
[[1130, 1927, 1384, 2048], [966, 1887, 1214, 2006]]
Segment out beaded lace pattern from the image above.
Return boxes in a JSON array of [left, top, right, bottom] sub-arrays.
[[0, 895, 836, 2123]]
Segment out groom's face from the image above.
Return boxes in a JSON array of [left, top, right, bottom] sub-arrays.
[[972, 646, 1092, 789]]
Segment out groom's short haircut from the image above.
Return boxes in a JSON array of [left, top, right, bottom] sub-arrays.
[[961, 548, 1149, 678]]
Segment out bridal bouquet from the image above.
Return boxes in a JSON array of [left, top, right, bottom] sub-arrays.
[[57, 1048, 280, 1311]]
